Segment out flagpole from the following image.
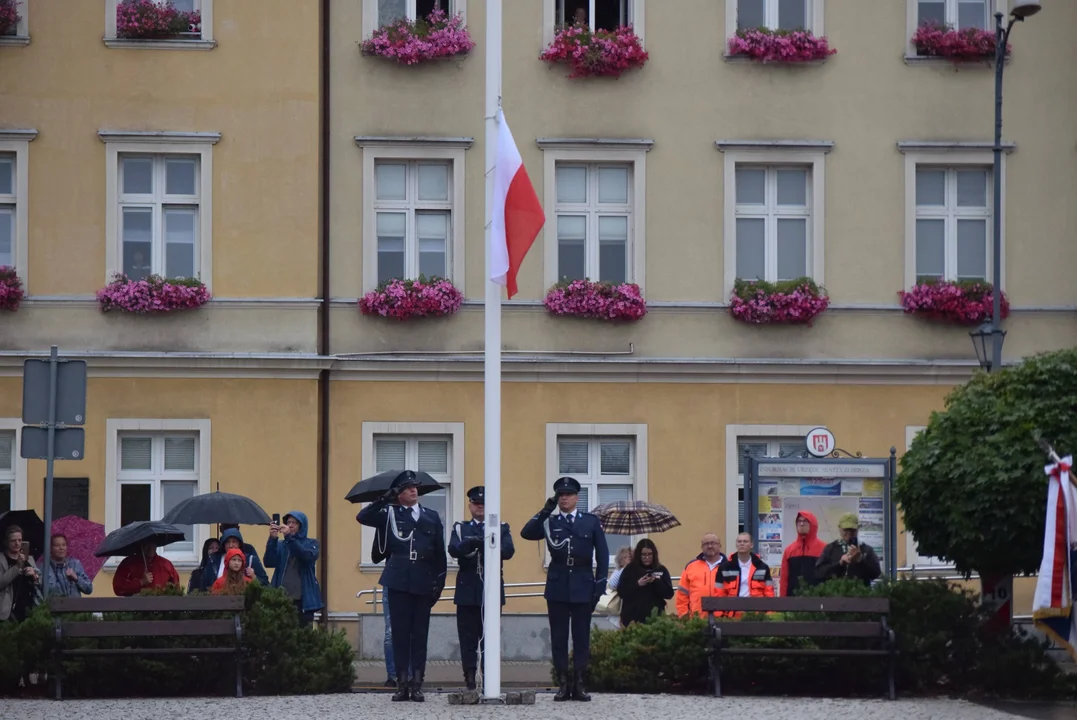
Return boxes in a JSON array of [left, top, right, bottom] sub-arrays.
[[482, 0, 503, 701]]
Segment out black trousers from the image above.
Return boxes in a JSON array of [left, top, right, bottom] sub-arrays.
[[386, 588, 433, 679], [456, 605, 483, 670], [547, 600, 591, 674]]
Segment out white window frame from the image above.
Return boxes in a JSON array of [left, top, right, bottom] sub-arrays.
[[731, 165, 813, 284], [912, 166, 992, 284], [544, 423, 648, 567], [724, 424, 819, 546], [0, 419, 28, 512], [0, 130, 34, 287], [370, 159, 454, 286], [901, 145, 1006, 291], [0, 0, 29, 43], [358, 139, 469, 294], [906, 0, 1006, 58], [100, 131, 218, 290], [903, 425, 954, 570], [358, 422, 465, 570], [542, 0, 645, 48], [105, 0, 215, 47], [726, 0, 825, 43], [104, 418, 212, 567], [539, 140, 650, 292], [734, 435, 810, 535], [362, 0, 466, 37], [719, 143, 828, 298], [551, 161, 634, 286]]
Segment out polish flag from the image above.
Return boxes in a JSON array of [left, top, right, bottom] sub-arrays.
[[490, 111, 545, 299]]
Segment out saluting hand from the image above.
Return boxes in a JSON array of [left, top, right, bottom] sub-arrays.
[[542, 496, 558, 513]]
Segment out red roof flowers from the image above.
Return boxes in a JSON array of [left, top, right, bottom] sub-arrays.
[[540, 24, 648, 79], [116, 0, 201, 40], [728, 28, 836, 63], [729, 278, 830, 326], [912, 23, 1008, 61], [360, 9, 475, 65], [0, 0, 21, 35], [543, 279, 647, 321], [97, 274, 211, 313], [0, 266, 24, 312], [359, 277, 463, 320], [898, 280, 1009, 324]]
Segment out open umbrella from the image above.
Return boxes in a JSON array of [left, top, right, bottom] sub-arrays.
[[51, 515, 107, 580], [0, 509, 45, 558], [162, 490, 271, 526], [590, 500, 681, 535], [345, 469, 443, 504], [94, 520, 186, 558]]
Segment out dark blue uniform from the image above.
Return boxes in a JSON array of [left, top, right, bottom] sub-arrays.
[[520, 476, 609, 701], [448, 495, 515, 688]]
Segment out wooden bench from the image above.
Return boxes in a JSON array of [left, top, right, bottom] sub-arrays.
[[700, 596, 897, 700], [49, 595, 245, 700]]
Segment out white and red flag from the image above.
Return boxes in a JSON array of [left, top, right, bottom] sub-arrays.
[[1033, 454, 1077, 662], [489, 109, 544, 299]]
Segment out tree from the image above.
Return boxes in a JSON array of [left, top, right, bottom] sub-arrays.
[[896, 347, 1077, 581]]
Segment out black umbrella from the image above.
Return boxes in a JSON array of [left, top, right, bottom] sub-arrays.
[[345, 469, 443, 504], [0, 509, 45, 559], [94, 520, 186, 558], [161, 490, 272, 526]]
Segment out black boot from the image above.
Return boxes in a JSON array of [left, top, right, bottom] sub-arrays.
[[410, 671, 425, 702], [391, 676, 410, 702], [463, 668, 477, 691], [553, 671, 570, 701], [571, 670, 591, 701]]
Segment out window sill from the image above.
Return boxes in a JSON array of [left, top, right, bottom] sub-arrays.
[[903, 53, 1007, 66], [723, 53, 829, 66], [104, 38, 217, 51], [0, 35, 30, 47]]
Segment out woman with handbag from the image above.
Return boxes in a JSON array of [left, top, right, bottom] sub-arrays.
[[615, 539, 673, 627]]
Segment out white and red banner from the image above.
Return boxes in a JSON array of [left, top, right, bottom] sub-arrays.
[[489, 109, 544, 299], [1033, 455, 1077, 662]]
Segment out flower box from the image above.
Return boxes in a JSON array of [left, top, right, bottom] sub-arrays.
[[729, 278, 830, 326], [358, 276, 463, 320], [116, 0, 201, 40], [360, 10, 474, 65], [540, 24, 648, 79], [0, 0, 21, 36], [911, 23, 1008, 61], [0, 266, 24, 311], [727, 28, 836, 63], [898, 280, 1009, 325], [543, 279, 647, 321], [97, 274, 211, 314]]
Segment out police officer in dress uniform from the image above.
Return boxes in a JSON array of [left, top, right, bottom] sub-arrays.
[[356, 471, 447, 703], [448, 486, 516, 691], [520, 476, 609, 702]]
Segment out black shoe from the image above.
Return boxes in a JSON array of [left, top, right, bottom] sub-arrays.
[[571, 671, 591, 701], [553, 672, 570, 702], [391, 677, 409, 701], [410, 672, 425, 702], [384, 676, 397, 688], [464, 668, 477, 691]]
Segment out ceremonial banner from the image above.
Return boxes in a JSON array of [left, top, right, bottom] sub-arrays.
[[1033, 455, 1077, 662]]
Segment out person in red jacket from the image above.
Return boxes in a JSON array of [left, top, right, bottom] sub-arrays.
[[779, 511, 827, 597], [211, 548, 251, 596], [112, 540, 180, 597]]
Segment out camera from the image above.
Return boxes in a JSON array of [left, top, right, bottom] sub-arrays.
[[272, 513, 281, 525]]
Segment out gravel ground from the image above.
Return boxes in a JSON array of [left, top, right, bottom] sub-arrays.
[[0, 695, 1028, 720]]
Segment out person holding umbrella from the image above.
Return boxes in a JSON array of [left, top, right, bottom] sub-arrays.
[[113, 538, 180, 596]]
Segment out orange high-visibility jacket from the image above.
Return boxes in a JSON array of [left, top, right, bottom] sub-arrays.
[[675, 553, 726, 617], [714, 553, 775, 617]]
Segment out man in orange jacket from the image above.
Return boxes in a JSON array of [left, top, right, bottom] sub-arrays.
[[675, 533, 726, 617], [714, 533, 775, 617]]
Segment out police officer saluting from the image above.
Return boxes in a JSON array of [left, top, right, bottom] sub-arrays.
[[356, 471, 447, 702], [521, 476, 609, 701], [448, 486, 515, 691]]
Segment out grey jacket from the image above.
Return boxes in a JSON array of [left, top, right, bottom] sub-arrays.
[[0, 552, 40, 621], [44, 557, 93, 597]]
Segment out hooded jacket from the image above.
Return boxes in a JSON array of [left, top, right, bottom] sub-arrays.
[[211, 548, 252, 595], [201, 528, 268, 591], [264, 510, 324, 614], [675, 551, 727, 617], [780, 510, 827, 597]]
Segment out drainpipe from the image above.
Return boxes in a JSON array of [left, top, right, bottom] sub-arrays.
[[316, 0, 331, 627]]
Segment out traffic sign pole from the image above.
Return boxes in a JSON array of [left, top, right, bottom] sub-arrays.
[[42, 346, 58, 598]]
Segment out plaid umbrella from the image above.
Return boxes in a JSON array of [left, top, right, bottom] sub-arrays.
[[590, 501, 680, 535], [52, 515, 106, 580]]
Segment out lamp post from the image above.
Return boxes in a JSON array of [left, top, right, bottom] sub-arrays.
[[978, 0, 1041, 373]]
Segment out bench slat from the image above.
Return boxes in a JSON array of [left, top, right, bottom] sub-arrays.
[[62, 647, 237, 656], [723, 648, 889, 657], [715, 621, 883, 638], [50, 596, 245, 614], [62, 619, 237, 639], [701, 597, 890, 614]]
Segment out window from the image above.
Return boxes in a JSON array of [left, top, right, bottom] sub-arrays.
[[914, 167, 990, 283], [373, 160, 453, 284], [105, 419, 211, 565], [0, 430, 15, 513], [736, 437, 806, 534], [543, 0, 644, 46], [0, 130, 33, 283], [101, 131, 218, 289], [0, 0, 29, 43], [0, 154, 15, 270], [719, 142, 829, 297], [554, 163, 632, 284], [105, 0, 215, 46], [917, 0, 990, 30], [364, 0, 465, 36], [357, 138, 469, 293], [726, 0, 824, 43], [538, 139, 651, 291]]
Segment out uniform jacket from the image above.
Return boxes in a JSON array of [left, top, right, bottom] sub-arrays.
[[200, 528, 269, 591], [780, 510, 827, 597], [675, 553, 727, 617], [358, 500, 447, 599], [264, 510, 324, 613], [815, 539, 882, 586], [448, 518, 515, 606], [715, 553, 775, 616], [521, 507, 609, 605]]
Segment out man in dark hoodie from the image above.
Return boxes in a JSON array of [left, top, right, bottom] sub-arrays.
[[265, 511, 324, 626], [199, 527, 268, 592], [779, 511, 827, 597]]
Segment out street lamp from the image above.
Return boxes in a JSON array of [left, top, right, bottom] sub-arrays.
[[969, 321, 1006, 372], [980, 0, 1041, 373]]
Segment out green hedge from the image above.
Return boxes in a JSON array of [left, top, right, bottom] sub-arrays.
[[0, 583, 355, 698], [579, 579, 1077, 699]]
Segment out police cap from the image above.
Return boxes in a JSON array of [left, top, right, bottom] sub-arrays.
[[553, 476, 581, 496], [391, 470, 421, 492], [467, 486, 485, 505]]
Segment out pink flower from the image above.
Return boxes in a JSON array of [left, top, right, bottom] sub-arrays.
[[116, 0, 201, 40], [543, 279, 647, 321], [898, 280, 1009, 325], [729, 278, 830, 326], [96, 273, 211, 313], [0, 0, 21, 35], [912, 23, 1008, 61], [727, 28, 836, 63], [540, 24, 648, 79], [0, 266, 25, 311], [360, 9, 474, 65], [359, 276, 463, 319]]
